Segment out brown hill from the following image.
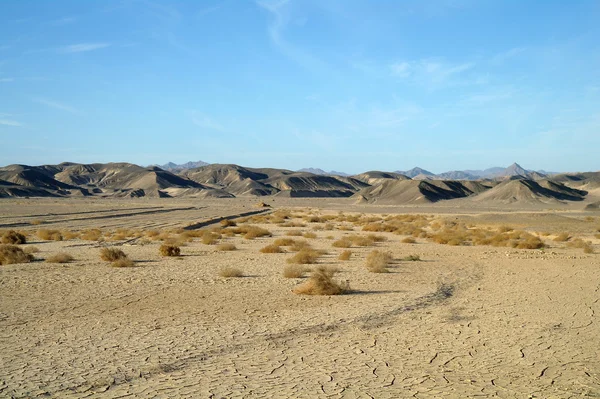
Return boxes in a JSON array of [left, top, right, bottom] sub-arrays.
[[351, 171, 410, 186], [353, 180, 483, 204], [470, 179, 587, 204]]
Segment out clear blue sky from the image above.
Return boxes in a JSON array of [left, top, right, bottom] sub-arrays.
[[1, 0, 599, 174]]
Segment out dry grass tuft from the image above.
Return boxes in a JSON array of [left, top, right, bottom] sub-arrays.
[[37, 229, 63, 241], [566, 238, 594, 253], [287, 248, 320, 264], [219, 266, 244, 277], [46, 253, 74, 263], [242, 226, 272, 240], [285, 230, 304, 237], [111, 258, 136, 268], [100, 247, 127, 262], [338, 250, 352, 261], [366, 250, 392, 273], [260, 244, 282, 253], [0, 244, 34, 265], [292, 266, 345, 295], [553, 232, 571, 242], [1, 230, 27, 245], [402, 254, 421, 261], [220, 219, 237, 227], [159, 244, 181, 257], [62, 230, 80, 240], [217, 243, 237, 251], [274, 237, 296, 246], [402, 237, 416, 244], [303, 232, 317, 239], [283, 264, 311, 278], [201, 231, 219, 245], [332, 238, 353, 248], [23, 246, 40, 254], [290, 240, 312, 252], [80, 229, 103, 241]]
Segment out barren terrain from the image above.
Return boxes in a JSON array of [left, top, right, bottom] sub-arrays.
[[1, 197, 599, 398]]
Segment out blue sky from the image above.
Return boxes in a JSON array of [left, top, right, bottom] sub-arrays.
[[0, 0, 599, 174]]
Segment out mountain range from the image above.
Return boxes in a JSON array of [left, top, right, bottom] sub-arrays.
[[0, 162, 598, 206]]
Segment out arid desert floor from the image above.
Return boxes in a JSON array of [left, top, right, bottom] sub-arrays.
[[1, 197, 599, 398]]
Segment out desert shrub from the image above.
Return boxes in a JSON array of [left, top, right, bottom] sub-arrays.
[[111, 258, 135, 268], [595, 233, 600, 239], [62, 230, 80, 240], [349, 235, 375, 247], [332, 238, 352, 248], [80, 229, 102, 241], [274, 238, 295, 246], [583, 245, 594, 254], [338, 250, 352, 261], [290, 240, 311, 252], [0, 244, 34, 265], [100, 247, 127, 262], [402, 237, 416, 244], [303, 232, 317, 239], [1, 230, 27, 245], [159, 244, 181, 257], [402, 254, 421, 261], [220, 219, 237, 227], [285, 230, 303, 237], [367, 234, 387, 242], [37, 229, 63, 241], [497, 225, 513, 233], [283, 264, 310, 278], [46, 253, 74, 263], [287, 248, 320, 264], [30, 219, 44, 225], [145, 230, 160, 239], [553, 232, 570, 242], [217, 243, 237, 251], [23, 246, 40, 254], [260, 244, 282, 253], [243, 226, 272, 240], [292, 266, 345, 295], [201, 231, 219, 245], [366, 250, 392, 273], [219, 267, 244, 277], [567, 238, 594, 253]]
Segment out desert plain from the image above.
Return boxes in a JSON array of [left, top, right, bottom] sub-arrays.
[[1, 197, 599, 398]]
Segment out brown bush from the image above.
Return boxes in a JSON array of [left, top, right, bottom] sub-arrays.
[[1, 230, 27, 245], [0, 244, 34, 265], [62, 230, 80, 240], [553, 232, 570, 242], [111, 258, 135, 268], [274, 238, 296, 246], [201, 231, 219, 245], [338, 250, 352, 261], [292, 266, 345, 295], [37, 229, 63, 241], [349, 235, 375, 247], [159, 244, 181, 257], [290, 240, 312, 252], [217, 243, 237, 251], [285, 230, 303, 237], [332, 238, 352, 248], [100, 247, 127, 262], [303, 232, 317, 239], [366, 250, 392, 273], [80, 229, 103, 241], [46, 253, 74, 263], [219, 267, 244, 277], [242, 226, 272, 240], [287, 248, 320, 264], [283, 264, 310, 278], [220, 219, 237, 227], [402, 237, 416, 244], [402, 254, 421, 261], [23, 246, 40, 254], [260, 244, 282, 253]]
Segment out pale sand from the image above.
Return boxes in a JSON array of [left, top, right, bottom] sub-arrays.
[[1, 198, 599, 398]]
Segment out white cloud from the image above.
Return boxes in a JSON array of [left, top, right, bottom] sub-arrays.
[[33, 98, 79, 113], [0, 119, 22, 127], [58, 43, 110, 53], [390, 58, 476, 89], [390, 62, 411, 78]]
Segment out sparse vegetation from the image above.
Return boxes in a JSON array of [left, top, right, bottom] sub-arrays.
[[274, 238, 295, 246], [80, 229, 103, 241], [0, 244, 34, 265], [338, 250, 352, 261], [159, 244, 181, 257], [1, 230, 27, 245], [285, 230, 303, 237], [37, 229, 63, 241], [287, 248, 320, 264], [402, 237, 416, 244], [220, 219, 237, 227], [366, 250, 392, 273], [260, 244, 282, 253], [402, 254, 421, 261], [332, 237, 352, 248], [46, 253, 74, 263], [111, 258, 136, 268], [283, 264, 310, 278], [292, 266, 345, 295], [303, 232, 317, 239], [553, 232, 570, 242], [201, 231, 219, 245], [217, 243, 237, 251], [219, 266, 244, 277], [23, 246, 39, 254], [100, 247, 127, 262]]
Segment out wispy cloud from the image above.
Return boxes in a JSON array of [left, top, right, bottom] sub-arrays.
[[491, 47, 525, 64], [58, 43, 111, 53], [50, 16, 77, 26], [33, 98, 79, 114], [390, 58, 477, 89], [191, 113, 225, 131], [257, 0, 329, 73], [0, 119, 22, 127]]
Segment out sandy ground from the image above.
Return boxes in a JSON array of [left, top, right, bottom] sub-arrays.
[[1, 198, 599, 398]]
